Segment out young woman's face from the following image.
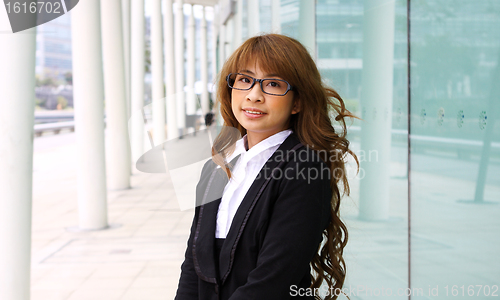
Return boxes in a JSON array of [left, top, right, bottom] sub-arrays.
[[231, 61, 299, 148]]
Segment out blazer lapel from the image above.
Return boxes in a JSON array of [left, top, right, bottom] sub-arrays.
[[193, 155, 241, 283], [218, 133, 304, 284]]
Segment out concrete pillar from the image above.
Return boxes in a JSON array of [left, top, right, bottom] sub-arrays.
[[272, 0, 281, 33], [218, 23, 225, 66], [131, 0, 145, 163], [200, 6, 210, 114], [211, 6, 218, 101], [234, 0, 242, 45], [164, 0, 178, 140], [0, 24, 36, 300], [474, 49, 500, 202], [298, 0, 316, 60], [247, 0, 260, 37], [358, 0, 395, 221], [152, 0, 166, 144], [175, 0, 186, 135], [72, 0, 108, 229], [226, 16, 234, 53], [213, 5, 224, 127], [122, 0, 131, 120], [101, 0, 132, 190], [186, 4, 196, 115]]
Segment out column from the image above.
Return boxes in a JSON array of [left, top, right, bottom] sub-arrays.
[[200, 6, 210, 115], [213, 5, 224, 127], [358, 0, 395, 221], [164, 0, 178, 139], [186, 4, 196, 116], [175, 0, 186, 136], [151, 0, 166, 144], [234, 0, 242, 45], [0, 23, 36, 300], [247, 0, 260, 37], [218, 24, 225, 67], [211, 6, 218, 101], [272, 0, 281, 33], [122, 0, 131, 119], [72, 0, 108, 229], [131, 0, 145, 163], [474, 48, 500, 202], [298, 0, 316, 60], [226, 15, 234, 53], [101, 0, 131, 190]]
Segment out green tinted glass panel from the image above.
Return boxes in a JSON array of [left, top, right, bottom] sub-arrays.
[[410, 0, 500, 298]]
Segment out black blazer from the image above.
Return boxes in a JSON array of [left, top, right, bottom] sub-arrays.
[[175, 133, 332, 300]]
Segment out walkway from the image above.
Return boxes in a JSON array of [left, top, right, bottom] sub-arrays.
[[31, 132, 193, 300]]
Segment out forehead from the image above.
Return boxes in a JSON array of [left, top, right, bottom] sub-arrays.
[[238, 63, 279, 77], [235, 55, 283, 78]]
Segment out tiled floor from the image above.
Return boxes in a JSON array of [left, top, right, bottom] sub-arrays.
[[32, 132, 193, 300]]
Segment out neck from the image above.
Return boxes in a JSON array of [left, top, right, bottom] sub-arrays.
[[246, 132, 271, 150], [246, 129, 289, 150]]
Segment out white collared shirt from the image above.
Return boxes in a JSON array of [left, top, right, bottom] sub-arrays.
[[215, 129, 293, 238]]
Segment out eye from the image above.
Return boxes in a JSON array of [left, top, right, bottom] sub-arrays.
[[235, 74, 252, 83], [240, 76, 251, 83], [267, 80, 281, 88]]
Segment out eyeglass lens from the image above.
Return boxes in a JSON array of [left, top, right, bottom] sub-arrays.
[[229, 73, 289, 95]]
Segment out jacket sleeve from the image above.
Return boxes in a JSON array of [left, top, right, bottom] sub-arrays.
[[229, 159, 332, 299], [174, 206, 200, 300]]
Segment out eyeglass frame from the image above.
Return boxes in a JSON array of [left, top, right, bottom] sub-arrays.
[[226, 73, 294, 96]]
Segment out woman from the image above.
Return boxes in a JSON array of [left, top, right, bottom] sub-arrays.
[[175, 34, 357, 300]]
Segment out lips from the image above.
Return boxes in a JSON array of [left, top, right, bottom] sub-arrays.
[[242, 107, 266, 118], [242, 107, 266, 114]]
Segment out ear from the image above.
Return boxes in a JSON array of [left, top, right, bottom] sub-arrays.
[[291, 98, 300, 114]]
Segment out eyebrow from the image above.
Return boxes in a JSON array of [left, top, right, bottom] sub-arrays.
[[239, 70, 281, 78]]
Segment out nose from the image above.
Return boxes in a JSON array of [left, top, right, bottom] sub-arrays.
[[246, 81, 264, 102]]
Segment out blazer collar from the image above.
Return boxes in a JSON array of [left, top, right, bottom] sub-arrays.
[[193, 132, 304, 284], [192, 154, 239, 283]]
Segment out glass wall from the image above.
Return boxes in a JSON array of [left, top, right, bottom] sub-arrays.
[[410, 0, 500, 299], [279, 0, 499, 298], [223, 0, 500, 297], [316, 0, 410, 298]]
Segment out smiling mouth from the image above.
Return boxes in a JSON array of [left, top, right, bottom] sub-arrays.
[[243, 109, 266, 115]]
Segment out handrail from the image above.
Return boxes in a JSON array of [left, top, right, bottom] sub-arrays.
[[342, 125, 500, 149], [34, 121, 75, 137]]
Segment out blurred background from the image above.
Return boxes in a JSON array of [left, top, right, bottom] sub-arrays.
[[0, 0, 499, 299]]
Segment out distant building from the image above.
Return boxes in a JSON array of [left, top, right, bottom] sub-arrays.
[[36, 12, 72, 78]]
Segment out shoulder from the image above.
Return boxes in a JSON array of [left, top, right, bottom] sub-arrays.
[[262, 134, 331, 196], [275, 132, 330, 170], [269, 138, 333, 224], [201, 157, 217, 174]]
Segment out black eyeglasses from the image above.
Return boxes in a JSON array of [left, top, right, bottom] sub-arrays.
[[226, 73, 294, 96]]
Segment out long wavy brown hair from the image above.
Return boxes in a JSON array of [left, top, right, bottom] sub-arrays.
[[212, 34, 358, 300]]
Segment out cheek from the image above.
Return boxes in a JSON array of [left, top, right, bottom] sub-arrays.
[[230, 91, 235, 108], [230, 96, 236, 112], [230, 93, 240, 117], [273, 98, 295, 115]]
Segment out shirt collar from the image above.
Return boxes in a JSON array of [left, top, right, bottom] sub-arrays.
[[225, 135, 247, 163], [226, 129, 293, 164]]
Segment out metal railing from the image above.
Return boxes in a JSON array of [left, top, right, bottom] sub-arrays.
[[34, 121, 75, 137]]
